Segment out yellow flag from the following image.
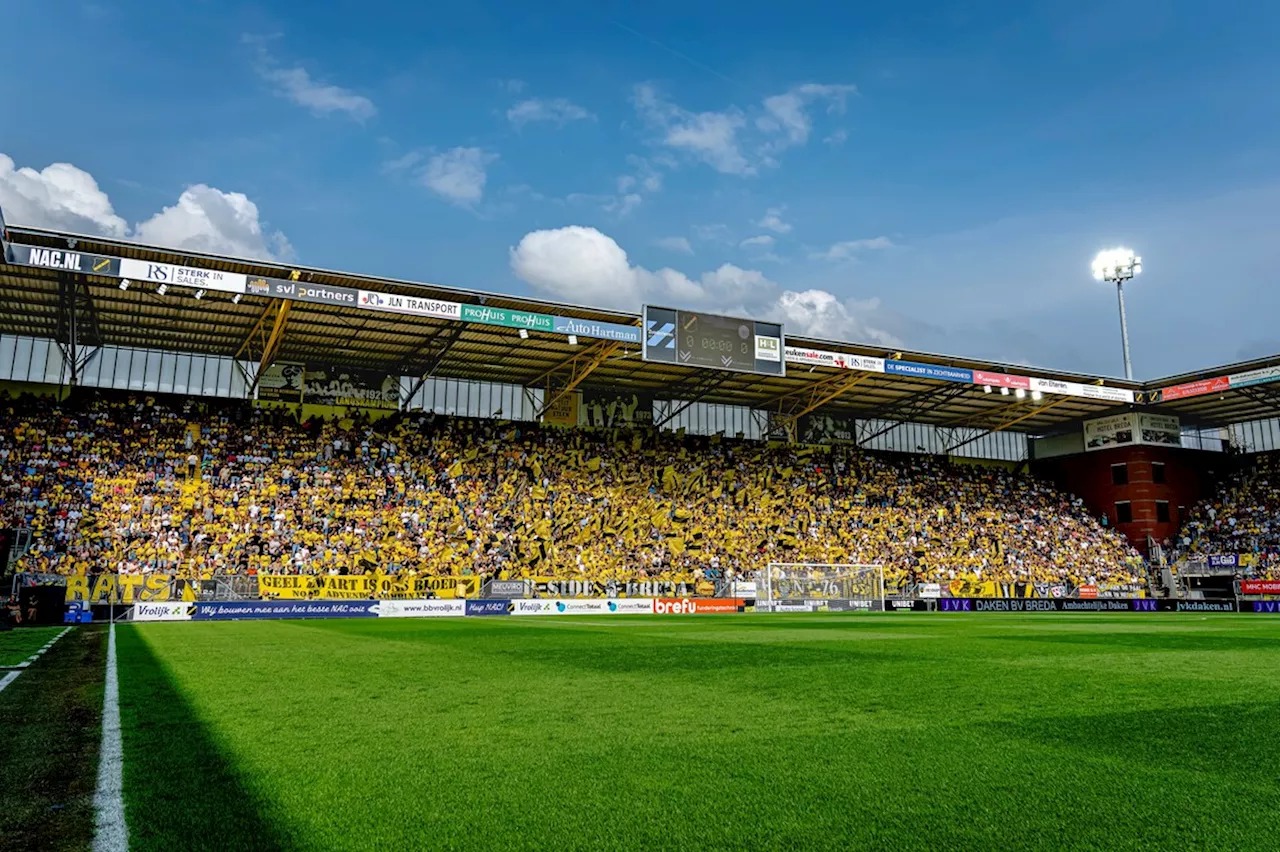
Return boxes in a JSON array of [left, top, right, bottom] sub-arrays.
[[446, 461, 463, 478]]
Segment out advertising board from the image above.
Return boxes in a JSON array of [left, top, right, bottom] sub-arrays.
[[192, 601, 380, 621], [652, 598, 744, 614], [884, 360, 973, 384], [374, 600, 466, 618], [132, 602, 195, 622], [509, 599, 615, 616], [1083, 414, 1135, 452], [606, 599, 657, 614], [466, 600, 512, 616], [1240, 580, 1280, 595]]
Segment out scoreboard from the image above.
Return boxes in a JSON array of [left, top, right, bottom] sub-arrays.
[[643, 306, 785, 376]]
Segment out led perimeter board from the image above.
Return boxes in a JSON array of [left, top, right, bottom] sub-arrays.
[[643, 306, 784, 377]]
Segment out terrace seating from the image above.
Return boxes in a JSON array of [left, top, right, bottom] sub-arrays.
[[2, 390, 1141, 591]]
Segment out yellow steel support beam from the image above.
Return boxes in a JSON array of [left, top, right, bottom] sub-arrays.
[[529, 341, 610, 387], [537, 341, 621, 417], [764, 369, 853, 411], [234, 302, 279, 361], [256, 299, 293, 378], [780, 371, 872, 425], [985, 394, 1070, 432]]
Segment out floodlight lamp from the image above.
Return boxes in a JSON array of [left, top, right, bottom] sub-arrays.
[[232, 294, 242, 304], [1031, 390, 1043, 401], [194, 289, 206, 300], [156, 284, 168, 296], [1091, 247, 1142, 283], [118, 279, 130, 291], [982, 384, 992, 394], [568, 334, 578, 346], [1015, 388, 1027, 399], [519, 328, 529, 340], [1000, 386, 1010, 396]]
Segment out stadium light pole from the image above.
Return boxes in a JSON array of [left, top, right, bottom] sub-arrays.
[[1091, 248, 1142, 381]]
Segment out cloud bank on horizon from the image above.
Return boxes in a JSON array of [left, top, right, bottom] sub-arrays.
[[0, 155, 294, 262], [0, 152, 896, 347]]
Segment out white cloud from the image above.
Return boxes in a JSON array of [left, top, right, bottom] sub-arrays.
[[421, 147, 498, 206], [757, 83, 857, 150], [740, 235, 775, 249], [824, 129, 849, 147], [608, 193, 643, 217], [260, 66, 376, 121], [135, 185, 295, 261], [500, 79, 527, 94], [655, 236, 694, 254], [0, 153, 292, 261], [812, 237, 895, 261], [248, 39, 375, 121], [633, 82, 856, 175], [774, 289, 897, 345], [757, 207, 793, 234], [633, 84, 752, 175], [565, 190, 643, 219], [0, 154, 127, 237], [509, 225, 896, 345], [623, 155, 663, 193], [692, 223, 731, 243], [507, 97, 593, 128]]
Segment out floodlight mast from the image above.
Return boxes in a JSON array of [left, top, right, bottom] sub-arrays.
[[1091, 248, 1142, 381]]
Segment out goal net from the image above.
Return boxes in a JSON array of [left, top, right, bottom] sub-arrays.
[[761, 563, 885, 612]]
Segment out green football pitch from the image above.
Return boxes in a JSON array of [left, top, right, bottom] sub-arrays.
[[8, 613, 1280, 851]]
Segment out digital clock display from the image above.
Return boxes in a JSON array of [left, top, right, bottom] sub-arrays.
[[642, 306, 784, 376]]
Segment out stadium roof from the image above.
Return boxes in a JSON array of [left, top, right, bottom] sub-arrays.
[[2, 225, 1276, 439]]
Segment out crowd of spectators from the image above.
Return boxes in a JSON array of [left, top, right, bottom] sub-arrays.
[[1178, 453, 1280, 578], [1, 391, 1143, 593]]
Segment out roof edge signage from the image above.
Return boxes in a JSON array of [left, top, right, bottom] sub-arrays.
[[7, 244, 121, 277], [1030, 377, 1134, 404], [246, 276, 358, 306], [885, 360, 973, 384], [972, 369, 1030, 390], [119, 258, 246, 293], [552, 317, 641, 344], [461, 304, 555, 332], [358, 289, 462, 320], [1159, 376, 1230, 402], [784, 345, 885, 373]]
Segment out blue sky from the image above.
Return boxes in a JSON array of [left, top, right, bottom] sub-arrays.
[[2, 0, 1279, 379]]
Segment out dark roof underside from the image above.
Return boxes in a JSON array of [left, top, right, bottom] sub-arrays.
[[5, 227, 1271, 433]]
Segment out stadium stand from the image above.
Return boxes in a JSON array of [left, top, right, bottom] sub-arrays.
[[1178, 452, 1280, 578], [1, 389, 1143, 595]]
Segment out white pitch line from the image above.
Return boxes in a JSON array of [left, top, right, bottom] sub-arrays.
[[92, 623, 129, 852], [0, 626, 74, 691]]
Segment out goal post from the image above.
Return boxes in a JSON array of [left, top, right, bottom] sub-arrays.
[[762, 563, 886, 612]]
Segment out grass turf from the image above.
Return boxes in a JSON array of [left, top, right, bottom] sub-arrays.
[[118, 614, 1280, 851], [0, 626, 67, 667], [0, 627, 104, 852]]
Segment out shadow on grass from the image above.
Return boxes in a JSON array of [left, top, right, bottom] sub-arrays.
[[116, 626, 296, 852], [0, 627, 103, 852], [989, 630, 1280, 654], [983, 699, 1280, 785]]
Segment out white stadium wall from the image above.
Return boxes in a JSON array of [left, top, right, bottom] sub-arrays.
[[399, 376, 543, 422], [0, 334, 251, 399]]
